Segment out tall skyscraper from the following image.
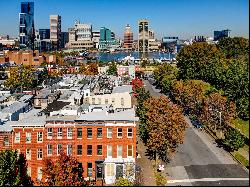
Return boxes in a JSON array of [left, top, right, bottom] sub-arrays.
[[138, 19, 149, 53], [123, 24, 133, 49], [19, 2, 35, 50], [50, 15, 61, 50]]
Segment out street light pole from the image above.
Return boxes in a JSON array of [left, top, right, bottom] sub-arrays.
[[209, 108, 222, 135]]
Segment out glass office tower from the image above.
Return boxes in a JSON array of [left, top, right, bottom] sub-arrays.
[[19, 2, 35, 49]]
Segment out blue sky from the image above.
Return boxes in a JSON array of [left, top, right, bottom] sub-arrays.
[[0, 0, 249, 39]]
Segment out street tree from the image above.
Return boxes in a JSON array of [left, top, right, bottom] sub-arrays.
[[143, 96, 188, 161], [0, 150, 33, 186], [40, 151, 85, 186]]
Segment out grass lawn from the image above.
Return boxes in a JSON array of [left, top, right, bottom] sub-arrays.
[[234, 118, 249, 138], [232, 151, 249, 167]]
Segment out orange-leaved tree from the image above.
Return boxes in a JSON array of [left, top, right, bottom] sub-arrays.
[[39, 151, 85, 186], [143, 96, 188, 161]]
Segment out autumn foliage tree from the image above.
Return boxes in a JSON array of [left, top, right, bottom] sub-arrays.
[[199, 92, 236, 137], [143, 96, 188, 161], [40, 151, 85, 186], [132, 77, 143, 95]]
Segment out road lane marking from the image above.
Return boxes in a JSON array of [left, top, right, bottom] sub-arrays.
[[167, 178, 249, 183]]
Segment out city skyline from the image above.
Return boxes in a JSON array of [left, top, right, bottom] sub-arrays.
[[0, 0, 249, 39]]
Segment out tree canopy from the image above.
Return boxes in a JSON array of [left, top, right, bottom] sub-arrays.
[[107, 61, 117, 76]]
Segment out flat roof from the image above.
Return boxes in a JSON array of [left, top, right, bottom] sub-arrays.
[[112, 85, 132, 94]]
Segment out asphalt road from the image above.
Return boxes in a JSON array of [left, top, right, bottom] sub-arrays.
[[143, 80, 249, 186]]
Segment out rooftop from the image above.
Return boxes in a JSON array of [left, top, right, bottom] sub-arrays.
[[112, 85, 132, 94]]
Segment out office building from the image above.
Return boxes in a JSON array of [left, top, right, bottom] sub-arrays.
[[67, 20, 94, 50], [214, 29, 230, 41], [138, 19, 149, 53], [123, 24, 133, 49], [99, 27, 119, 51], [162, 37, 179, 52], [61, 32, 69, 49], [194, 36, 206, 42], [92, 31, 100, 49], [19, 2, 35, 50], [39, 29, 50, 40], [50, 15, 61, 50]]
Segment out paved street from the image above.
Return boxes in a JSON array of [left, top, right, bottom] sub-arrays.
[[143, 80, 249, 186]]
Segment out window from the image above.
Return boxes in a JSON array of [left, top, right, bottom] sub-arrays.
[[67, 128, 72, 139], [57, 128, 62, 138], [37, 167, 42, 181], [26, 132, 31, 143], [67, 145, 73, 155], [57, 144, 62, 155], [3, 137, 9, 146], [92, 98, 95, 104], [106, 163, 115, 177], [117, 145, 122, 157], [121, 98, 124, 107], [105, 99, 108, 104], [14, 132, 20, 143], [127, 128, 133, 138], [77, 128, 82, 138], [97, 128, 102, 138], [127, 145, 133, 157], [27, 167, 31, 177], [117, 128, 122, 138], [37, 149, 43, 159], [26, 149, 31, 160], [37, 132, 43, 142], [98, 98, 101, 104], [97, 145, 102, 155], [47, 128, 52, 138], [87, 145, 92, 156], [47, 145, 52, 155], [87, 162, 92, 177], [87, 128, 92, 138], [77, 145, 82, 155], [107, 145, 112, 157], [107, 128, 112, 138]]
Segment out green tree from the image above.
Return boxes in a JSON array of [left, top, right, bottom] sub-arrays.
[[222, 128, 246, 152], [0, 150, 33, 186], [107, 61, 117, 76], [40, 151, 85, 186], [4, 65, 35, 90]]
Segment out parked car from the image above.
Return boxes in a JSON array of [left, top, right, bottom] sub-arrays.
[[192, 120, 203, 129]]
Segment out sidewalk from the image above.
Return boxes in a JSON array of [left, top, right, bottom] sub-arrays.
[[136, 136, 157, 186]]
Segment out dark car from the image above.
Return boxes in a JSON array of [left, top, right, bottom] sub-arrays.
[[192, 120, 203, 129]]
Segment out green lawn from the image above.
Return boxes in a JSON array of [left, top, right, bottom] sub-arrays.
[[234, 119, 249, 138], [232, 152, 249, 167]]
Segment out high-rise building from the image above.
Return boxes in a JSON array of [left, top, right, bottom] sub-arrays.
[[214, 29, 230, 41], [99, 27, 119, 51], [61, 32, 69, 49], [67, 20, 93, 50], [138, 19, 149, 53], [39, 29, 50, 40], [50, 15, 61, 50], [123, 24, 133, 49], [19, 2, 35, 50], [149, 29, 154, 40]]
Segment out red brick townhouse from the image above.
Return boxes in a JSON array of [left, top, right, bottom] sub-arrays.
[[3, 108, 139, 185]]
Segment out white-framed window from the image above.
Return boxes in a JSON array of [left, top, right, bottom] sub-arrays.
[[47, 128, 52, 139], [37, 132, 43, 142], [57, 128, 62, 139], [67, 128, 72, 139], [26, 132, 31, 143], [127, 145, 133, 157], [117, 128, 122, 138], [57, 144, 62, 155], [37, 149, 43, 160], [47, 145, 52, 155], [127, 128, 133, 138], [26, 149, 31, 160], [67, 145, 73, 155], [117, 145, 123, 158], [97, 145, 102, 156], [107, 128, 112, 138], [77, 128, 82, 138], [14, 132, 20, 143], [106, 163, 115, 177], [107, 145, 112, 157], [87, 128, 92, 138], [27, 167, 31, 177], [37, 167, 42, 181], [97, 128, 102, 138]]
